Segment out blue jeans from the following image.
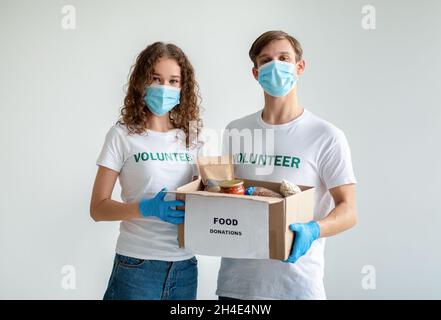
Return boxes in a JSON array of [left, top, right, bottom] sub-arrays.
[[103, 254, 198, 300]]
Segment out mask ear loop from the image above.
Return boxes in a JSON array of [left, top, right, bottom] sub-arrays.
[[142, 84, 151, 113], [169, 106, 177, 127], [292, 64, 299, 91], [141, 85, 152, 137]]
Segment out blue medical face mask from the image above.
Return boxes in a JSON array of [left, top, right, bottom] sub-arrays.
[[257, 60, 297, 97], [144, 84, 181, 116]]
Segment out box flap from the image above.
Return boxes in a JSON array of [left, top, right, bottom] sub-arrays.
[[268, 200, 286, 260], [176, 177, 204, 192], [283, 187, 316, 259], [169, 189, 284, 204]]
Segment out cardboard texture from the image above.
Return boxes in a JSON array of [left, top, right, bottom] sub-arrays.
[[173, 177, 315, 260]]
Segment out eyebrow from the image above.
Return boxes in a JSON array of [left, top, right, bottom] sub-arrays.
[[257, 51, 293, 59], [153, 72, 181, 79]]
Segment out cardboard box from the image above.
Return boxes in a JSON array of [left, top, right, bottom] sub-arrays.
[[173, 177, 315, 260]]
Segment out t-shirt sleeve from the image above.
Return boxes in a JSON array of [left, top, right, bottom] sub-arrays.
[[96, 126, 127, 173], [318, 130, 357, 190]]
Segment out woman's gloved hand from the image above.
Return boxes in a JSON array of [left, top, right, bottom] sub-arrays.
[[284, 221, 320, 264], [138, 188, 185, 225]]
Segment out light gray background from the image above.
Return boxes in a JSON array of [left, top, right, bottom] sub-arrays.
[[1, 0, 440, 299]]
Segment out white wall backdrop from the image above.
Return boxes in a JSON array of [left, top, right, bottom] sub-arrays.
[[1, 0, 440, 299]]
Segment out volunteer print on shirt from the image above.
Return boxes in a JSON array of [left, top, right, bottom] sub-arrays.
[[217, 108, 356, 300], [234, 152, 301, 169], [96, 123, 199, 262]]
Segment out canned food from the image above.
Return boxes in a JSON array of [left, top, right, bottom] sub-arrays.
[[219, 179, 245, 195]]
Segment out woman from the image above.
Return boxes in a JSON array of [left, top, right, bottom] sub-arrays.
[[90, 42, 203, 300]]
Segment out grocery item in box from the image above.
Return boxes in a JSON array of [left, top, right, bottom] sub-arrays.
[[245, 186, 283, 198], [280, 179, 302, 197], [197, 155, 234, 186]]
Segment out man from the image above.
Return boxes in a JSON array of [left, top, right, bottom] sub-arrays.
[[218, 30, 357, 300]]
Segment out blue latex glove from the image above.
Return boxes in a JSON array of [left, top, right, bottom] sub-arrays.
[[245, 186, 256, 195], [138, 188, 185, 225], [284, 221, 320, 264]]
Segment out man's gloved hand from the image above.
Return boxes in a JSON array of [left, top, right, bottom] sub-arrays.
[[138, 188, 185, 225], [284, 221, 320, 264]]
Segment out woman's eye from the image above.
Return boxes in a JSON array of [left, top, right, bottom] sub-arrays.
[[170, 80, 179, 85], [153, 77, 161, 83]]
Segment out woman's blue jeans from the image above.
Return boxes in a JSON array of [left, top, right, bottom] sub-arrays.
[[103, 254, 198, 300]]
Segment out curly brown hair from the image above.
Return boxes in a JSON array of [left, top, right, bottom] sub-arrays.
[[118, 42, 202, 148]]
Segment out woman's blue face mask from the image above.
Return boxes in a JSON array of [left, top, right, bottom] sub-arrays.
[[257, 60, 297, 97], [144, 84, 181, 116]]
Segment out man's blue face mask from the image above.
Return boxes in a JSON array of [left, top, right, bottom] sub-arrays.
[[257, 60, 297, 97], [144, 84, 181, 116]]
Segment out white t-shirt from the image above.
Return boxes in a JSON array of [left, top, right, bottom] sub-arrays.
[[96, 123, 199, 261], [216, 108, 357, 299]]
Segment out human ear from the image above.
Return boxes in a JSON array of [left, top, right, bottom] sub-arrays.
[[296, 60, 306, 76], [252, 67, 258, 81]]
